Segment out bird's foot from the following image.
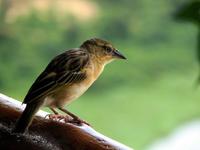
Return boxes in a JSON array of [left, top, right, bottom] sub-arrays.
[[68, 117, 90, 126], [45, 114, 90, 126], [45, 114, 70, 122]]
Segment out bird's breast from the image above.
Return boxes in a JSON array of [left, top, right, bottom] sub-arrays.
[[45, 63, 105, 108]]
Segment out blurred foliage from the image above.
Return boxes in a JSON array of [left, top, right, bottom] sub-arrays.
[[175, 1, 200, 85], [175, 1, 200, 24], [0, 0, 199, 149]]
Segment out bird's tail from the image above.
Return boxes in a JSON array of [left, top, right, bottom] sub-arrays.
[[13, 102, 41, 133]]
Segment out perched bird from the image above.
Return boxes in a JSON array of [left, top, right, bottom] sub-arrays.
[[13, 38, 126, 133]]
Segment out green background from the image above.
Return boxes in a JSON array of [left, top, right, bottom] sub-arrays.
[[0, 0, 199, 149]]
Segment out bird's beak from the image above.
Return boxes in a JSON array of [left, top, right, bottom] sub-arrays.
[[112, 49, 127, 60]]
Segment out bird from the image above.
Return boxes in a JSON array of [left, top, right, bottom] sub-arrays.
[[13, 38, 126, 133]]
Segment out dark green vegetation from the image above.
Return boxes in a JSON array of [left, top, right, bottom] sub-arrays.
[[0, 0, 199, 149]]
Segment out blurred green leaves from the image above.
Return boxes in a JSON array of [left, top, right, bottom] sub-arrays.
[[0, 0, 199, 149], [0, 0, 197, 116]]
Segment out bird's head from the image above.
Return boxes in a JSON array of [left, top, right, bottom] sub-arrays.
[[80, 38, 126, 64]]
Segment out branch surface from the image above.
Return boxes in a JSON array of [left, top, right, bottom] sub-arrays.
[[0, 93, 133, 150]]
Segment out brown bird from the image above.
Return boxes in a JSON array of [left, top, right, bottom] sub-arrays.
[[13, 38, 126, 133]]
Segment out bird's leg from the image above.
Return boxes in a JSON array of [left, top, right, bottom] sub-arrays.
[[59, 107, 90, 126], [50, 108, 59, 114]]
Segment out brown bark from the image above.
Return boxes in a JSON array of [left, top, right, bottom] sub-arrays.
[[0, 93, 133, 150]]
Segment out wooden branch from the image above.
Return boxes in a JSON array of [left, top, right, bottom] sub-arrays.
[[0, 93, 133, 150]]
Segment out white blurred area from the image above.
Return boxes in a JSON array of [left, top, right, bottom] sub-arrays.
[[146, 120, 200, 150]]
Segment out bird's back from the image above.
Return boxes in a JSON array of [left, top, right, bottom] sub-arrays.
[[23, 49, 90, 105]]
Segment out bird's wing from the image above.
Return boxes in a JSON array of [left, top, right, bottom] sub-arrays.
[[23, 49, 89, 104]]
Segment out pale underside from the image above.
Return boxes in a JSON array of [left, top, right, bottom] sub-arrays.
[[43, 61, 105, 108]]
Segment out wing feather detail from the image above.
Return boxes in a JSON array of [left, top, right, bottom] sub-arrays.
[[23, 49, 89, 104]]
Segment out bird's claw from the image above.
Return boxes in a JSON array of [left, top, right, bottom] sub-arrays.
[[45, 114, 90, 126], [45, 114, 70, 122], [68, 117, 90, 126]]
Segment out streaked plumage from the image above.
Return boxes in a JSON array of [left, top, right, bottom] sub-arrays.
[[13, 38, 126, 133], [23, 49, 89, 105]]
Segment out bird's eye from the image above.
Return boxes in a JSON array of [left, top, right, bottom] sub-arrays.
[[104, 46, 112, 53]]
